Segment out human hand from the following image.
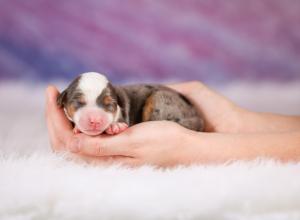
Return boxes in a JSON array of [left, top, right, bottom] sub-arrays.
[[46, 85, 75, 152], [46, 83, 300, 167], [168, 81, 244, 133], [46, 85, 113, 163], [46, 86, 195, 167], [67, 121, 197, 167]]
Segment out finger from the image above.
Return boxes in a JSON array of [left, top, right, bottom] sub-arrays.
[[93, 156, 140, 167], [46, 85, 59, 107], [69, 154, 140, 167], [73, 134, 133, 157], [167, 81, 194, 92], [118, 123, 128, 132], [167, 81, 206, 95], [45, 85, 73, 151], [109, 157, 141, 168], [105, 126, 114, 135], [45, 85, 73, 131]]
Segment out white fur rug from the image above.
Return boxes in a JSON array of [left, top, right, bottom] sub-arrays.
[[1, 82, 300, 220]]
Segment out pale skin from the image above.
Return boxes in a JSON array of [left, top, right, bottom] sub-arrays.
[[46, 81, 300, 167]]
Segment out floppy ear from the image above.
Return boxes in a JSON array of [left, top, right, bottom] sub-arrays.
[[113, 86, 130, 124], [56, 90, 67, 108]]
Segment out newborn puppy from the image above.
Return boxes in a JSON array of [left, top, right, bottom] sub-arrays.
[[57, 72, 204, 136]]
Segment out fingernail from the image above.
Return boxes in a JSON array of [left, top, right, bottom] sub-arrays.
[[69, 138, 80, 153]]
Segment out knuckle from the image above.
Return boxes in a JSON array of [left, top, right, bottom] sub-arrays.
[[94, 141, 106, 156]]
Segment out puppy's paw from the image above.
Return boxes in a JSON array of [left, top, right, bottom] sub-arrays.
[[105, 123, 128, 135], [73, 127, 81, 134]]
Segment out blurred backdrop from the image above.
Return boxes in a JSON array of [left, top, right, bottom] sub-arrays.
[[0, 0, 300, 161], [1, 0, 300, 84]]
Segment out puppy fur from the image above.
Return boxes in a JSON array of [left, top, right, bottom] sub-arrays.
[[57, 72, 204, 135]]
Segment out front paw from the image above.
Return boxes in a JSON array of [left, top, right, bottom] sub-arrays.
[[73, 127, 81, 134], [105, 123, 128, 135]]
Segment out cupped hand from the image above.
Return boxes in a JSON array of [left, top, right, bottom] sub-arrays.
[[46, 86, 195, 167], [68, 121, 196, 167], [46, 82, 300, 167], [46, 81, 245, 167], [46, 85, 75, 152]]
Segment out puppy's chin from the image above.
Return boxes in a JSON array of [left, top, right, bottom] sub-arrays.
[[81, 129, 105, 136], [78, 123, 111, 136]]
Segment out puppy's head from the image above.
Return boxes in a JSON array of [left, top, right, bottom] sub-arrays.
[[57, 72, 121, 136]]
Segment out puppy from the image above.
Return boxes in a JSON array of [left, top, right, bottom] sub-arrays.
[[57, 72, 204, 136]]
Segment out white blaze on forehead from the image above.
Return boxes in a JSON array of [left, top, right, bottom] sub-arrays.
[[78, 72, 108, 104]]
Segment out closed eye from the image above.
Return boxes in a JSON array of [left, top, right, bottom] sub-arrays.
[[72, 100, 86, 109], [104, 101, 117, 112]]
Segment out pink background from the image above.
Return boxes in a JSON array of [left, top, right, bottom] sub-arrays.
[[0, 0, 300, 83]]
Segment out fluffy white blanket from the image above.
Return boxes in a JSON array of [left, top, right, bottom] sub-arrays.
[[1, 82, 300, 220]]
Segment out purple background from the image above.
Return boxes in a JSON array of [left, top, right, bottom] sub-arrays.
[[0, 0, 300, 84]]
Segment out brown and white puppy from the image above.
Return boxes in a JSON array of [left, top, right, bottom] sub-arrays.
[[57, 72, 204, 136]]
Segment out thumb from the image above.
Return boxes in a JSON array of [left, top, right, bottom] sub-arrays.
[[46, 85, 59, 110], [45, 85, 72, 130], [71, 133, 133, 157]]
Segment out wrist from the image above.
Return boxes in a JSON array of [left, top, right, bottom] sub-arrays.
[[229, 106, 250, 133], [213, 103, 247, 133], [180, 132, 245, 164], [234, 108, 273, 133]]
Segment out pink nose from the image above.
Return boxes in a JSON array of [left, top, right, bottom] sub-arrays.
[[88, 116, 103, 129], [78, 110, 109, 133]]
